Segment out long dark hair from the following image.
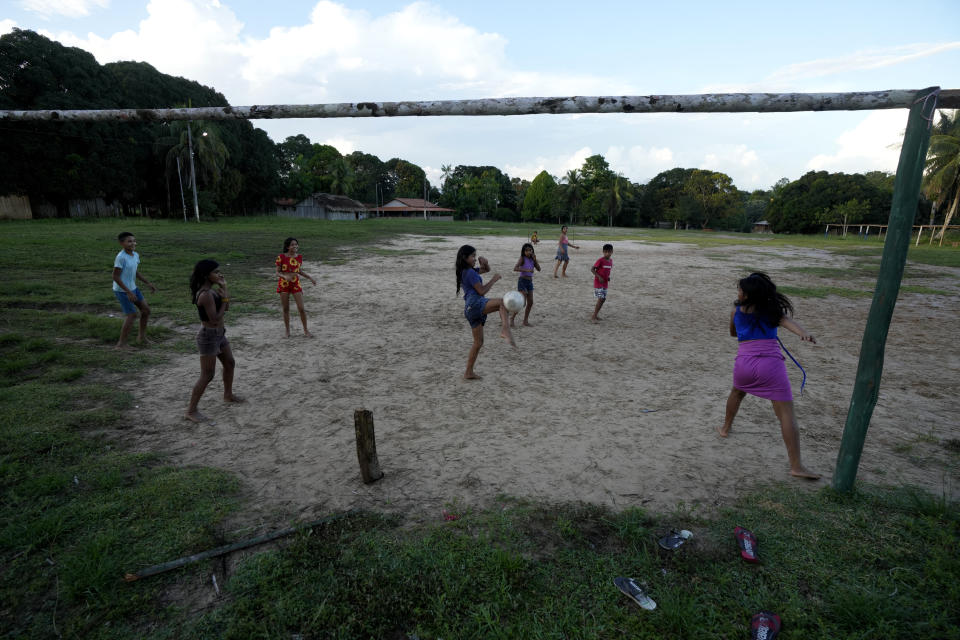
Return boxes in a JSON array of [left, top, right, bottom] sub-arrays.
[[737, 272, 793, 327], [520, 242, 534, 257], [190, 259, 219, 303], [283, 237, 298, 253], [455, 244, 476, 296]]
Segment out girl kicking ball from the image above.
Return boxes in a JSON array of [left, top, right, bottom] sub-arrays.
[[455, 245, 517, 379], [718, 272, 819, 479]]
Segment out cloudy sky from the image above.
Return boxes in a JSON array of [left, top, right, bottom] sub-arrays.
[[2, 0, 959, 190]]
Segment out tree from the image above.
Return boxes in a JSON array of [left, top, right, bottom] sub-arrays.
[[522, 171, 557, 222], [385, 158, 427, 198], [641, 168, 697, 225], [163, 120, 229, 216], [345, 151, 388, 203], [923, 110, 960, 237], [683, 170, 738, 228], [560, 169, 583, 225], [817, 199, 870, 236]]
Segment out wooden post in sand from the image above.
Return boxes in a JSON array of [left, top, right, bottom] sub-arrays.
[[354, 409, 383, 484]]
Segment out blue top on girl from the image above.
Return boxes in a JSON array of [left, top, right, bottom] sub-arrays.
[[455, 244, 517, 379]]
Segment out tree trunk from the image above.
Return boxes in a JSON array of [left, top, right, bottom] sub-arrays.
[[936, 188, 959, 245]]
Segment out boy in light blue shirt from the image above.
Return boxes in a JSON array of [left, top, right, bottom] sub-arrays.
[[112, 231, 157, 349]]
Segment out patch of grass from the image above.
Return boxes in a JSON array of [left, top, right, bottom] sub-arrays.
[[779, 285, 872, 299], [900, 285, 953, 295], [181, 485, 959, 639], [368, 248, 433, 257], [0, 313, 241, 639]]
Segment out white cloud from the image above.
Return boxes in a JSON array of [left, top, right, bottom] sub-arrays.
[[605, 144, 675, 182], [504, 146, 593, 182], [323, 136, 355, 155], [703, 41, 960, 93], [49, 0, 629, 108], [0, 19, 17, 35], [806, 110, 904, 173], [20, 0, 109, 19]]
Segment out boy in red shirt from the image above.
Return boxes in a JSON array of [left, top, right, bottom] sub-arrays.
[[590, 244, 613, 323]]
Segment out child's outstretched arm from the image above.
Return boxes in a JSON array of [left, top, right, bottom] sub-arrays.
[[300, 269, 317, 286], [136, 270, 157, 293], [780, 316, 816, 343], [475, 273, 501, 296]]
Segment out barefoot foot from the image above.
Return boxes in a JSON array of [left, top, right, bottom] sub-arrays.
[[184, 411, 212, 424], [790, 467, 821, 480], [223, 394, 245, 403], [716, 425, 731, 438], [500, 332, 517, 348], [463, 373, 482, 380]]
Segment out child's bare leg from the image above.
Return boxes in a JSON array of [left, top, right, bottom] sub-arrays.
[[116, 313, 136, 348], [464, 326, 484, 379], [522, 292, 533, 326], [553, 260, 560, 277], [772, 400, 820, 479], [718, 387, 746, 436], [488, 300, 516, 348], [591, 298, 605, 322], [135, 300, 151, 343], [509, 310, 517, 327], [293, 292, 312, 337], [185, 356, 216, 421], [561, 261, 569, 277], [219, 346, 244, 402], [280, 292, 291, 337]]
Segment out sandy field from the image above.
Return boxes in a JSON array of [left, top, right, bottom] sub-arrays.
[[116, 234, 960, 526]]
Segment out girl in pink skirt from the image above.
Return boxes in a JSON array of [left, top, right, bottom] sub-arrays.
[[718, 272, 820, 479]]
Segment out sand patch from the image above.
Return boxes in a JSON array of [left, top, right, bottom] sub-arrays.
[[117, 234, 960, 525]]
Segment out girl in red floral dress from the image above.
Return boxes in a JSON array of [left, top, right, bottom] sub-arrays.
[[275, 237, 317, 338]]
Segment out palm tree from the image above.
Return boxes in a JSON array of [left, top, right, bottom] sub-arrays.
[[164, 121, 229, 194], [562, 169, 583, 225], [923, 110, 960, 242], [602, 174, 625, 227], [328, 157, 354, 195]]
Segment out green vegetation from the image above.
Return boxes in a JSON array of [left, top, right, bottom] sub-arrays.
[[1, 218, 957, 638], [5, 30, 956, 235]]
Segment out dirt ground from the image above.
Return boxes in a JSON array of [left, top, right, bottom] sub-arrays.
[[115, 234, 960, 526]]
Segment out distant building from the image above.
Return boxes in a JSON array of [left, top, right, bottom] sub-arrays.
[[752, 220, 773, 233], [278, 193, 368, 220], [369, 198, 455, 221]]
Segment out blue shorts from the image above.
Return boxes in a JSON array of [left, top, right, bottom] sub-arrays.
[[594, 287, 608, 300], [114, 288, 144, 314], [518, 277, 534, 293], [464, 296, 489, 328]]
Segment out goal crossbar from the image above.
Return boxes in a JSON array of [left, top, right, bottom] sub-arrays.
[[0, 89, 957, 122]]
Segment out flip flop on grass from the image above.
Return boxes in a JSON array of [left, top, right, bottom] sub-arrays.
[[750, 611, 781, 639], [734, 526, 760, 563], [657, 529, 693, 550], [613, 577, 657, 610]]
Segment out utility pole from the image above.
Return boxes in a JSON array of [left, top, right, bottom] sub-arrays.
[[176, 157, 187, 222], [186, 122, 200, 222]]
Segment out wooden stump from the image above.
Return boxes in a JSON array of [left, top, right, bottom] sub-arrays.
[[354, 409, 384, 484]]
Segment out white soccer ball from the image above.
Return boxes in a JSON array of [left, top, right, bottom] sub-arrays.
[[503, 290, 525, 313]]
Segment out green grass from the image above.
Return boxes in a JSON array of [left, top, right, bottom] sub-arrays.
[[0, 312, 240, 638], [179, 487, 959, 639], [779, 285, 873, 299], [1, 217, 957, 638]]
